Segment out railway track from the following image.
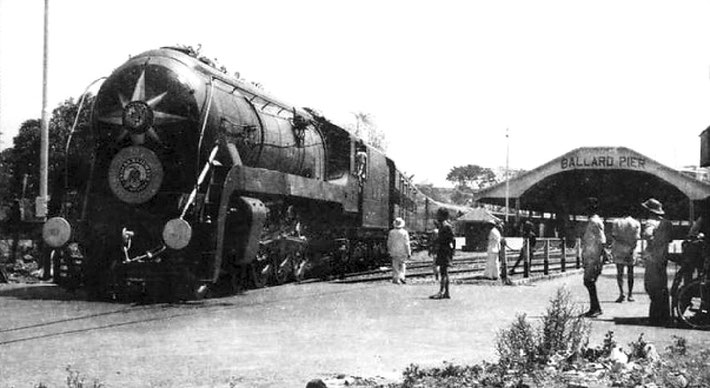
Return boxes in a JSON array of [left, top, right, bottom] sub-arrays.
[[334, 249, 583, 284], [0, 250, 583, 347]]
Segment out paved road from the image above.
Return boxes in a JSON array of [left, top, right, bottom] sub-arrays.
[[1, 265, 708, 388]]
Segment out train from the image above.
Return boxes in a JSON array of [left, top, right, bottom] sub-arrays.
[[41, 46, 464, 301]]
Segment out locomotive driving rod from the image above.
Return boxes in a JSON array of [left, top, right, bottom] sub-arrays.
[[180, 146, 219, 219]]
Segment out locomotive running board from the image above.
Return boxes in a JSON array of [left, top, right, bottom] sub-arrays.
[[221, 165, 358, 212]]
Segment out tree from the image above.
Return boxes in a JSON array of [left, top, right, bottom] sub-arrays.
[[493, 166, 528, 182], [416, 183, 450, 203], [0, 149, 13, 204], [446, 164, 497, 191], [347, 111, 387, 152], [6, 97, 94, 205], [445, 164, 498, 205]]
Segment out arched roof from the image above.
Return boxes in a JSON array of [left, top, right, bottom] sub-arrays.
[[473, 147, 710, 219]]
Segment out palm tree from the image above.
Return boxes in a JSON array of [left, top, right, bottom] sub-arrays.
[[351, 111, 372, 138]]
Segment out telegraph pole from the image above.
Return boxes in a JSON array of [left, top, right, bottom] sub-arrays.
[[38, 0, 50, 219], [505, 128, 510, 224]]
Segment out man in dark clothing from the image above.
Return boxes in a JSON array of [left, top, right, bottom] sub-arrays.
[[430, 208, 455, 299], [509, 220, 536, 275], [641, 198, 673, 326]]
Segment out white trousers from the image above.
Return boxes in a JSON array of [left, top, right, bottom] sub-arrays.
[[391, 255, 407, 282], [483, 252, 500, 280]]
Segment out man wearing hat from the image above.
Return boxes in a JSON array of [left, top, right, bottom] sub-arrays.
[[483, 218, 503, 280], [641, 198, 673, 326], [431, 208, 456, 299], [387, 217, 411, 284], [581, 197, 605, 317]]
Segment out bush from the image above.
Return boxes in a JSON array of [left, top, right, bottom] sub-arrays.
[[35, 366, 104, 388], [627, 332, 647, 360], [496, 287, 590, 371], [666, 335, 687, 356], [495, 313, 538, 371], [538, 287, 590, 361], [583, 330, 616, 361]]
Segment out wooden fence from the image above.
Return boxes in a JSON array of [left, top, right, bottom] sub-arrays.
[[499, 237, 686, 280], [499, 237, 582, 280]]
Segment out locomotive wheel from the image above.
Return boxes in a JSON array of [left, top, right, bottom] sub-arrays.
[[350, 241, 368, 272], [372, 241, 387, 265], [234, 265, 251, 293], [274, 254, 294, 285], [292, 251, 307, 282], [675, 279, 710, 330], [250, 247, 273, 288], [52, 246, 84, 292]]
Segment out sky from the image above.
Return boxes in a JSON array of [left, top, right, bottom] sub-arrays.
[[1, 0, 710, 187]]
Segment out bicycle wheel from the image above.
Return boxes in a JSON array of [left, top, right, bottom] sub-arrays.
[[675, 279, 710, 330]]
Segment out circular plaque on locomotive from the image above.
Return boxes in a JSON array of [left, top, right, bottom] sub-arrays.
[[108, 145, 164, 204]]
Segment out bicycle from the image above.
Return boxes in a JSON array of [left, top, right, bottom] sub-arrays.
[[673, 237, 710, 330]]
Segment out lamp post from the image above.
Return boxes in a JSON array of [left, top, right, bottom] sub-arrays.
[[37, 0, 50, 219], [505, 128, 510, 224]]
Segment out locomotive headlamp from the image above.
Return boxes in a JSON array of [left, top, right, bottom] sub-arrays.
[[42, 217, 72, 248], [163, 218, 192, 250], [122, 101, 154, 134]]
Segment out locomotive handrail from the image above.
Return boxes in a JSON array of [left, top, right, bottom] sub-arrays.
[[180, 145, 219, 219], [196, 77, 215, 177], [64, 77, 105, 192]]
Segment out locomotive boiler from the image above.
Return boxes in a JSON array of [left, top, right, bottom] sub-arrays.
[[42, 46, 457, 300]]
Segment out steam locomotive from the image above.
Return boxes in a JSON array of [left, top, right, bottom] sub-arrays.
[[42, 46, 460, 300]]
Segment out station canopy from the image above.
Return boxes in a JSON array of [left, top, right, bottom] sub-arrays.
[[473, 147, 710, 220], [456, 207, 500, 224]]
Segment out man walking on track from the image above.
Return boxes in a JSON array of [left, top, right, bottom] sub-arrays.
[[611, 206, 641, 303], [581, 197, 605, 318], [430, 208, 456, 299]]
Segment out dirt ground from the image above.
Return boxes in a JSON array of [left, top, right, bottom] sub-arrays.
[[1, 264, 709, 388]]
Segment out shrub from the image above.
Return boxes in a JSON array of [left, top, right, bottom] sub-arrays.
[[628, 332, 648, 360], [496, 287, 590, 371], [65, 366, 104, 388], [495, 313, 538, 371], [538, 287, 590, 361], [582, 330, 616, 361], [666, 335, 687, 356]]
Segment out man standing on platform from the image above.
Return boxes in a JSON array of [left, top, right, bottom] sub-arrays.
[[581, 197, 605, 318], [509, 220, 536, 276], [611, 206, 641, 303], [387, 217, 411, 284], [430, 208, 455, 299], [641, 198, 673, 326]]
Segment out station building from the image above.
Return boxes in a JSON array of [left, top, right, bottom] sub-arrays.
[[472, 146, 710, 239]]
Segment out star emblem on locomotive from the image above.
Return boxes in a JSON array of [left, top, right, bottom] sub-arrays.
[[98, 69, 187, 144]]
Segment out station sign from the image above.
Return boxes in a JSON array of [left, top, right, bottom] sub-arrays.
[[560, 153, 646, 170]]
